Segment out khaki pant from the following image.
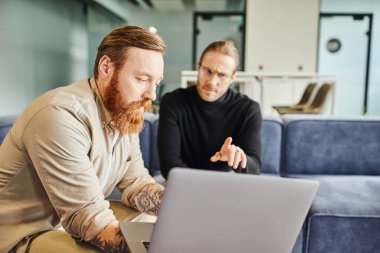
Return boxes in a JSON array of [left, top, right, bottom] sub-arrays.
[[26, 201, 156, 253]]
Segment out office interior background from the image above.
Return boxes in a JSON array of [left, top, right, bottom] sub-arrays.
[[0, 0, 379, 117]]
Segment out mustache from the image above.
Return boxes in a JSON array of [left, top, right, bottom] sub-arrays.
[[125, 99, 152, 111], [202, 84, 217, 91]]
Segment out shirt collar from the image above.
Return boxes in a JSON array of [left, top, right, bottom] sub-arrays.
[[88, 77, 114, 128]]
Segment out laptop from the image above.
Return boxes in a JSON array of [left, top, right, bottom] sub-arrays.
[[120, 168, 319, 253]]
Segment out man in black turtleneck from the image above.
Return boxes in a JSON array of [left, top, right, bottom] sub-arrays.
[[158, 41, 262, 179]]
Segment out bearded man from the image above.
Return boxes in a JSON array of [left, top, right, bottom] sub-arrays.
[[0, 26, 165, 253]]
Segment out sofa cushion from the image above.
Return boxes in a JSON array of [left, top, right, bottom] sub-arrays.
[[292, 175, 380, 253], [261, 116, 282, 174], [150, 119, 161, 176], [292, 225, 304, 253], [141, 113, 159, 176], [282, 116, 380, 175], [307, 215, 380, 253], [140, 119, 152, 170], [0, 115, 17, 145]]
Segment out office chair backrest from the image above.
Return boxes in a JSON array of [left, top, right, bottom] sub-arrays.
[[298, 82, 317, 105], [307, 83, 332, 112]]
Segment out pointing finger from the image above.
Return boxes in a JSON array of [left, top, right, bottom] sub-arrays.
[[222, 137, 233, 150]]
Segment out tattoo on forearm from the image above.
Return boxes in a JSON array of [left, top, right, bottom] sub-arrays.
[[131, 184, 164, 216], [89, 228, 130, 253]]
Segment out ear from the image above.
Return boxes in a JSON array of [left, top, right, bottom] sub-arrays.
[[230, 71, 237, 84], [98, 55, 114, 82]]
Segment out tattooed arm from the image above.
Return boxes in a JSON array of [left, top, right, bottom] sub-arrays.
[[131, 183, 165, 216], [89, 221, 130, 253], [88, 184, 163, 251]]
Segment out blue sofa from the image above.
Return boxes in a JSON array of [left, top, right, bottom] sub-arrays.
[[1, 113, 379, 253], [0, 115, 17, 145], [281, 115, 380, 253]]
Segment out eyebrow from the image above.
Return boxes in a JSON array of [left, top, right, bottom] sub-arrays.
[[138, 72, 163, 81], [202, 66, 228, 75]]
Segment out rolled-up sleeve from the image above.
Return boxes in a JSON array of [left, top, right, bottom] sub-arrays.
[[22, 106, 116, 241]]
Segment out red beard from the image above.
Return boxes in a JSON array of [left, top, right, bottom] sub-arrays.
[[104, 72, 151, 135]]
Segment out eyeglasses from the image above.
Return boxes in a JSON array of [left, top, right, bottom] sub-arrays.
[[198, 65, 233, 82]]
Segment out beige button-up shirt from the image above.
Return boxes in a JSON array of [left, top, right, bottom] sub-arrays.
[[0, 78, 156, 252]]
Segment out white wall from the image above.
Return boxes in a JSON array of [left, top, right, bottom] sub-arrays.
[[245, 0, 321, 115], [0, 0, 88, 116], [245, 0, 320, 72]]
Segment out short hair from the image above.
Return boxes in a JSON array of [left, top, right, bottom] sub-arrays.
[[93, 25, 166, 80], [198, 40, 239, 70]]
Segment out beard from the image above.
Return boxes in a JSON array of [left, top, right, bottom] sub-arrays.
[[104, 71, 152, 135]]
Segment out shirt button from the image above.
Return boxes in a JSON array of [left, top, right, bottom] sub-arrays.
[[109, 132, 114, 136], [110, 121, 115, 126]]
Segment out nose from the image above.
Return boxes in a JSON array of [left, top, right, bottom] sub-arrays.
[[143, 83, 157, 101], [208, 74, 219, 87]]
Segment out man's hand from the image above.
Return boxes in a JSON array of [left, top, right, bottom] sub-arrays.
[[89, 221, 130, 253], [89, 183, 165, 252], [210, 137, 247, 169], [131, 183, 165, 216]]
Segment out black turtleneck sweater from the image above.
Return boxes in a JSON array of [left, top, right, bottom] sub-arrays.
[[157, 85, 262, 179]]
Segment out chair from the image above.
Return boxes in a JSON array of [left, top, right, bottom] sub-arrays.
[[272, 82, 317, 113], [277, 83, 332, 114]]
